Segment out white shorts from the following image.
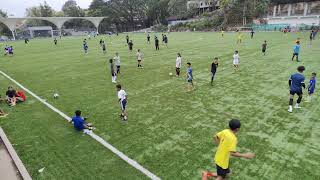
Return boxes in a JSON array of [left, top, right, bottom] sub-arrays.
[[233, 60, 239, 65]]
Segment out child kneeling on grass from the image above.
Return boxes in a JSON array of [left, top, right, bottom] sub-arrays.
[[71, 110, 94, 131]]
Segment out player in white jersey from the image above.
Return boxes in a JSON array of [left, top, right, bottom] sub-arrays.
[[114, 52, 121, 74], [136, 49, 143, 68], [233, 51, 240, 72], [176, 53, 182, 76], [116, 84, 128, 121]]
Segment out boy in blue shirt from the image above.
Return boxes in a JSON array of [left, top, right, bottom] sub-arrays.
[[186, 62, 194, 91], [288, 66, 305, 113], [306, 72, 316, 102], [71, 110, 94, 131], [292, 41, 300, 62]]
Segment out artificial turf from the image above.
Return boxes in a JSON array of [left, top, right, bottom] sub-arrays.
[[0, 32, 319, 180]]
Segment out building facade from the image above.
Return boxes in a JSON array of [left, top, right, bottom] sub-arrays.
[[266, 1, 320, 26], [187, 0, 220, 13]]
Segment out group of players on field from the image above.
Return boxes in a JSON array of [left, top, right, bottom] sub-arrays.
[[2, 29, 316, 180]]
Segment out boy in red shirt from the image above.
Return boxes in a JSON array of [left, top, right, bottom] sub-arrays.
[[15, 90, 26, 102]]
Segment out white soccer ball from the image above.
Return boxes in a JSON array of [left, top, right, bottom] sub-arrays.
[[169, 73, 173, 76], [53, 93, 59, 98]]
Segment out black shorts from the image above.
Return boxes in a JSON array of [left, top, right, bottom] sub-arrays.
[[290, 90, 303, 96], [262, 49, 266, 53], [293, 53, 299, 56], [216, 164, 230, 178]]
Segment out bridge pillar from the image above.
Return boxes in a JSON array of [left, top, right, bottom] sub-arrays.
[[273, 6, 277, 17], [304, 3, 309, 16], [288, 4, 292, 16]]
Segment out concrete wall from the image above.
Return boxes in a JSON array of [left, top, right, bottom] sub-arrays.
[[266, 16, 320, 26]]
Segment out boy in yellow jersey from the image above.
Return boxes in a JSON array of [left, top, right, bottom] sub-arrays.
[[202, 119, 255, 180], [221, 30, 224, 37], [236, 32, 243, 44]]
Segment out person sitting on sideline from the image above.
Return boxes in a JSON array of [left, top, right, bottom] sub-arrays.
[[15, 90, 26, 103], [6, 86, 16, 106], [71, 110, 94, 131]]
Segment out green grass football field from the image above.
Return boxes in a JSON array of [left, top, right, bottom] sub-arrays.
[[0, 32, 319, 180]]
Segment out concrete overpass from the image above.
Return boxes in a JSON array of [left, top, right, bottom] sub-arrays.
[[0, 17, 106, 40]]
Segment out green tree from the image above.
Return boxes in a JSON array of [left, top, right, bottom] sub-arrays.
[[25, 1, 57, 28], [0, 9, 11, 37], [62, 0, 91, 29], [62, 0, 85, 17]]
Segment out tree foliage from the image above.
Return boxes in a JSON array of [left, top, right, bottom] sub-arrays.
[[25, 1, 57, 28]]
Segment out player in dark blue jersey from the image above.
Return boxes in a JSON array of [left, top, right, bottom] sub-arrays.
[[288, 66, 305, 113], [83, 39, 88, 54], [306, 72, 316, 102]]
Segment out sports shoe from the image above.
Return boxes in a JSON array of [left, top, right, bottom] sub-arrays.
[[294, 104, 301, 109], [288, 106, 293, 113]]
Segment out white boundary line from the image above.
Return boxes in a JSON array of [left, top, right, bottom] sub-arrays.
[[0, 70, 161, 180]]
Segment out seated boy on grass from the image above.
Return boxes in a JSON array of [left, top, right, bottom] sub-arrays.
[[15, 90, 26, 103], [6, 86, 16, 106], [71, 110, 94, 131]]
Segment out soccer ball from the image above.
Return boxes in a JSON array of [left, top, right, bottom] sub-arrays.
[[53, 93, 59, 99], [169, 73, 173, 76]]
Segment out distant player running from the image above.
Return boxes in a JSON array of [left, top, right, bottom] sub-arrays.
[[164, 35, 168, 47], [114, 52, 121, 74], [175, 53, 182, 76], [136, 49, 143, 68], [305, 72, 317, 102], [288, 66, 306, 113], [147, 34, 150, 44], [211, 57, 219, 85], [109, 59, 117, 83], [202, 119, 255, 180], [102, 41, 106, 54], [309, 30, 314, 45], [54, 38, 57, 45], [233, 51, 240, 72], [262, 40, 267, 55], [186, 62, 194, 91], [250, 29, 255, 39], [236, 32, 243, 44], [155, 37, 160, 50], [292, 41, 300, 62], [116, 84, 128, 121], [126, 35, 129, 44], [128, 40, 133, 52], [83, 39, 88, 54]]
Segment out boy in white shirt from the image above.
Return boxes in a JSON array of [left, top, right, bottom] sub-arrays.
[[233, 51, 240, 72], [116, 84, 128, 121], [136, 49, 143, 68], [176, 53, 182, 76], [114, 52, 121, 74]]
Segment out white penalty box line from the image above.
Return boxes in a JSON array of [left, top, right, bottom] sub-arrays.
[[0, 70, 161, 180]]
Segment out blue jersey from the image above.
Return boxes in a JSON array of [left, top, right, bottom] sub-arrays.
[[308, 78, 316, 91], [293, 44, 300, 54], [187, 67, 193, 80], [72, 116, 85, 131], [290, 73, 305, 92]]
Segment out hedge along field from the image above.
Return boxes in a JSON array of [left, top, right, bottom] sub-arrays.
[[0, 31, 319, 180]]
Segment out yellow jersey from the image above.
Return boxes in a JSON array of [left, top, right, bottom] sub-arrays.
[[214, 129, 237, 169]]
